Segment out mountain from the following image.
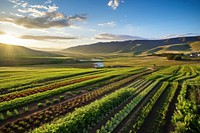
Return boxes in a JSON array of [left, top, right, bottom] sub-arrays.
[[0, 43, 62, 57], [63, 36, 200, 55]]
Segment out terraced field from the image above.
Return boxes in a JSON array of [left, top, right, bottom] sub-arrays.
[[0, 65, 199, 133]]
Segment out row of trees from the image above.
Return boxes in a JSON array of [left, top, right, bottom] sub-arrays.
[[151, 53, 183, 60]]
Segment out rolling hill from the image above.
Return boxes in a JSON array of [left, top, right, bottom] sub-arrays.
[[0, 43, 62, 57], [63, 36, 200, 55]]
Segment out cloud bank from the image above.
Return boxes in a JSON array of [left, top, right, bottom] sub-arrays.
[[20, 35, 77, 40], [162, 33, 199, 39], [95, 33, 145, 40], [1, 0, 87, 29]]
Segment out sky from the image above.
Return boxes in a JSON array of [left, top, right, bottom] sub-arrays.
[[0, 0, 199, 50]]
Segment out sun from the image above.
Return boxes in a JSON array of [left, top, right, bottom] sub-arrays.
[[0, 33, 22, 45]]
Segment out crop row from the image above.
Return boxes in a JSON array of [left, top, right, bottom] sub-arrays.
[[174, 66, 198, 81], [0, 69, 99, 93], [0, 69, 148, 123], [0, 68, 150, 112], [142, 82, 178, 133], [0, 72, 148, 132], [0, 75, 110, 112], [30, 87, 134, 133], [145, 66, 180, 80], [130, 82, 169, 132], [96, 80, 158, 133], [171, 83, 200, 133], [0, 75, 100, 102]]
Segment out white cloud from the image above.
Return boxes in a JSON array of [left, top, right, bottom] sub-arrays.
[[47, 4, 58, 12], [10, 13, 24, 17], [161, 33, 199, 39], [98, 21, 116, 27], [21, 2, 28, 8], [9, 0, 59, 18], [45, 0, 52, 4], [108, 0, 120, 10], [30, 5, 48, 10], [20, 35, 77, 40], [95, 33, 146, 40], [18, 8, 46, 17], [4, 0, 87, 29], [0, 12, 87, 29]]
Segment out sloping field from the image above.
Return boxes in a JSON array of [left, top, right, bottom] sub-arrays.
[[0, 65, 199, 133]]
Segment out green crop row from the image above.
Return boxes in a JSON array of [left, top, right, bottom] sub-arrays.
[[0, 75, 113, 112], [131, 81, 169, 132], [0, 67, 146, 112], [31, 87, 134, 133], [172, 82, 200, 133], [96, 80, 156, 133], [146, 82, 178, 133]]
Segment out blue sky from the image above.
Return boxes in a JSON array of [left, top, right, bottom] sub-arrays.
[[0, 0, 199, 50]]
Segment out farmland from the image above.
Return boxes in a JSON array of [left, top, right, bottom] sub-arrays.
[[0, 65, 199, 133]]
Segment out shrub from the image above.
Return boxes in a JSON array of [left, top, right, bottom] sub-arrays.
[[65, 91, 73, 96], [59, 95, 64, 100], [45, 100, 51, 105], [23, 106, 29, 112], [173, 55, 182, 60], [73, 90, 81, 95], [6, 110, 13, 117], [0, 113, 4, 121], [38, 103, 44, 108], [167, 54, 175, 60], [13, 109, 19, 115], [53, 98, 58, 103]]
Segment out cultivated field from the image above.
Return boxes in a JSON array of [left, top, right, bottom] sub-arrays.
[[0, 65, 199, 133]]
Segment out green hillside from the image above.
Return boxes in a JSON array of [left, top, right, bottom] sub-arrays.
[[0, 43, 62, 57], [166, 43, 191, 51]]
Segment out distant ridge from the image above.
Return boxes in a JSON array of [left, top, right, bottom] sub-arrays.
[[0, 43, 62, 57], [63, 36, 200, 54]]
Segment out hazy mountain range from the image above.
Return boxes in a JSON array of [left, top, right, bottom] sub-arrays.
[[0, 36, 200, 58], [64, 36, 200, 55]]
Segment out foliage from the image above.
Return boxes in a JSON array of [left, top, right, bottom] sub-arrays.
[[0, 113, 4, 121], [45, 100, 51, 105], [13, 109, 19, 115], [38, 103, 44, 108], [31, 87, 133, 133], [23, 106, 29, 112], [172, 83, 200, 133], [52, 98, 58, 103], [6, 110, 13, 117], [59, 95, 65, 100]]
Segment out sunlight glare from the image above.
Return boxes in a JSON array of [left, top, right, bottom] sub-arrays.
[[0, 34, 22, 45]]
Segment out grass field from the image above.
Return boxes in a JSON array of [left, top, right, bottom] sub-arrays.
[[0, 64, 199, 133], [104, 56, 200, 67]]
